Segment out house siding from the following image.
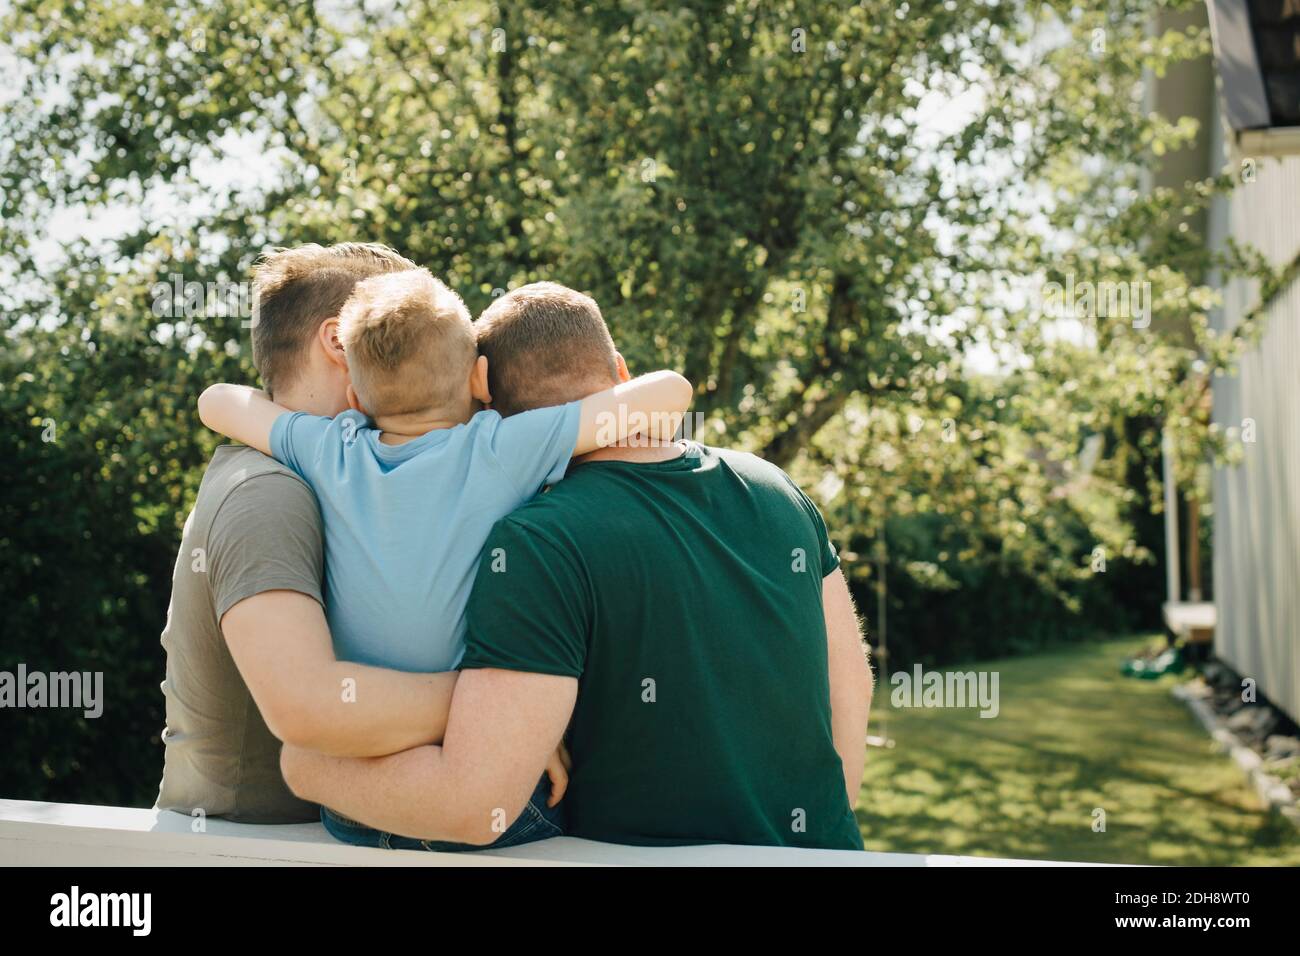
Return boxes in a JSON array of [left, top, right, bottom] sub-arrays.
[[1208, 96, 1300, 723]]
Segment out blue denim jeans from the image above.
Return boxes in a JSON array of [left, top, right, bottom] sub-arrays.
[[320, 777, 564, 852]]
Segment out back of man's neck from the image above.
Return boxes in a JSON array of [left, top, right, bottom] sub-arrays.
[[273, 384, 342, 419]]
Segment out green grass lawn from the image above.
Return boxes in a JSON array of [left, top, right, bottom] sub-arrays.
[[856, 635, 1300, 865]]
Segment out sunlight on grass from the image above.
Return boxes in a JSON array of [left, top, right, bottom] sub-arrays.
[[858, 636, 1300, 865]]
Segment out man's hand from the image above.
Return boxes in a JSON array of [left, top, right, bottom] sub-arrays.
[[545, 741, 572, 807]]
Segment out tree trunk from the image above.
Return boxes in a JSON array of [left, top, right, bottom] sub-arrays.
[[760, 388, 850, 468]]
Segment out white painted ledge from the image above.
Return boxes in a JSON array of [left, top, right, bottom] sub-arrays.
[[0, 800, 1073, 866]]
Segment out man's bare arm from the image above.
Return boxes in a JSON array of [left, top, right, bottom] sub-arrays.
[[282, 668, 577, 842], [824, 568, 873, 807], [223, 590, 457, 758]]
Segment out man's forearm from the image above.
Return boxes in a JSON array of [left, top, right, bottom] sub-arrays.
[[222, 591, 458, 758], [282, 744, 484, 841], [281, 669, 578, 843], [831, 664, 871, 806], [823, 568, 873, 808], [282, 741, 521, 843], [285, 664, 458, 757]]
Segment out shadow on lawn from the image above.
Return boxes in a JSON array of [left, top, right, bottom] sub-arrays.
[[856, 636, 1300, 865]]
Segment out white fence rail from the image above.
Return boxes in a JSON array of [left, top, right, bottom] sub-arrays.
[[0, 800, 1075, 867]]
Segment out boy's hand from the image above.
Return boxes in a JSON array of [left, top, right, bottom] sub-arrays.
[[573, 369, 693, 456], [544, 741, 572, 807]]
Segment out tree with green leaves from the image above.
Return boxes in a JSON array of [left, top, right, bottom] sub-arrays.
[[0, 0, 1276, 804]]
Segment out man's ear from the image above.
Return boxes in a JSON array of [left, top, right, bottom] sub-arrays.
[[614, 352, 631, 384], [346, 384, 368, 416], [318, 318, 348, 371], [469, 354, 492, 405]]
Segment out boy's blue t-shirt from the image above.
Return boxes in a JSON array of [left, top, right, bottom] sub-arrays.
[[269, 402, 582, 672]]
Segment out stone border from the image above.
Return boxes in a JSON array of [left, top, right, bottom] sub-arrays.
[[1173, 682, 1300, 828]]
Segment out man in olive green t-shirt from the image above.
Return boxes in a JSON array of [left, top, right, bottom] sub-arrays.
[[282, 282, 874, 850], [158, 445, 324, 821]]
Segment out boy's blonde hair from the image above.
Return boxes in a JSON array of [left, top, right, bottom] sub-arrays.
[[338, 268, 477, 417], [251, 242, 418, 398]]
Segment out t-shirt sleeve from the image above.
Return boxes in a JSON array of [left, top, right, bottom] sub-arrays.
[[208, 472, 325, 620], [460, 517, 590, 677], [485, 401, 583, 495], [783, 475, 841, 578], [269, 410, 336, 481]]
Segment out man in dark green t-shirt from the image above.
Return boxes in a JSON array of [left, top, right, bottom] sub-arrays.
[[281, 282, 873, 851]]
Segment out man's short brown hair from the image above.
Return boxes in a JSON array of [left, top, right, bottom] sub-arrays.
[[475, 282, 620, 417], [251, 242, 417, 397], [338, 268, 477, 417]]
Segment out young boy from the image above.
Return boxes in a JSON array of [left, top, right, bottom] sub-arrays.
[[198, 267, 692, 848]]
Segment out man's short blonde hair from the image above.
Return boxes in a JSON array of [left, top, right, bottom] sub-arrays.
[[338, 269, 477, 417]]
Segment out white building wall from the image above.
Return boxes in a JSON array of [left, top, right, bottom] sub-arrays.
[[1208, 95, 1300, 723]]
